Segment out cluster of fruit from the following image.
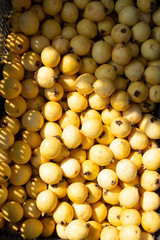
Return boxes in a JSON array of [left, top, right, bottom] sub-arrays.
[[0, 0, 160, 239]]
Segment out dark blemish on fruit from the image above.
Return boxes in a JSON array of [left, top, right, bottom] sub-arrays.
[[155, 179, 160, 185], [114, 65, 117, 71], [135, 184, 140, 188], [54, 90, 59, 97], [17, 44, 23, 50], [95, 183, 101, 189], [61, 221, 67, 226], [86, 223, 90, 228], [68, 148, 73, 151], [134, 90, 140, 97], [53, 76, 59, 82], [106, 104, 112, 110], [32, 152, 37, 158], [35, 61, 41, 67], [77, 57, 81, 63], [137, 149, 143, 155], [83, 171, 92, 176], [150, 1, 156, 10], [117, 215, 120, 219], [143, 102, 151, 110], [4, 175, 8, 180], [0, 121, 8, 128], [59, 179, 65, 183], [69, 46, 73, 52], [135, 230, 138, 233], [121, 41, 126, 47], [121, 28, 126, 33], [111, 180, 116, 185], [55, 135, 61, 140], [99, 131, 105, 139], [104, 7, 108, 13], [100, 29, 106, 37], [151, 117, 157, 123], [21, 7, 26, 12], [104, 190, 108, 195], [115, 120, 123, 126]]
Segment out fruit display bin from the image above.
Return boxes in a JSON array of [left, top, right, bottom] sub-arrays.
[[0, 0, 160, 240]]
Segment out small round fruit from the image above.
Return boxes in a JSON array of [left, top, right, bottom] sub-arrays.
[[0, 78, 22, 100], [91, 201, 107, 223], [120, 209, 141, 226], [81, 118, 103, 139], [85, 220, 102, 240], [110, 90, 131, 111], [97, 169, 118, 190], [19, 10, 39, 35], [142, 148, 160, 170], [36, 189, 57, 213], [0, 128, 14, 150], [91, 40, 111, 64], [111, 117, 131, 138], [41, 46, 60, 68], [111, 42, 132, 66], [67, 182, 88, 204], [116, 159, 137, 182], [141, 211, 160, 234], [26, 176, 47, 199], [119, 187, 139, 208], [109, 138, 131, 160], [72, 201, 92, 222], [10, 164, 32, 186], [53, 202, 74, 225], [60, 157, 80, 178], [119, 225, 141, 240], [89, 144, 113, 166], [22, 110, 44, 132], [140, 191, 160, 211], [80, 160, 99, 181], [70, 35, 91, 56], [84, 1, 106, 22], [20, 218, 43, 240], [5, 96, 27, 118], [128, 127, 148, 150], [107, 206, 123, 227], [39, 162, 62, 185], [141, 39, 160, 61], [10, 140, 31, 164], [86, 182, 102, 204], [2, 201, 24, 223], [140, 170, 160, 191], [67, 92, 88, 113], [0, 183, 8, 205], [41, 101, 62, 122], [62, 125, 82, 149], [60, 53, 81, 75], [102, 185, 122, 205], [65, 219, 90, 240], [100, 225, 119, 240], [40, 217, 55, 237], [35, 66, 57, 88], [22, 199, 41, 219]]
